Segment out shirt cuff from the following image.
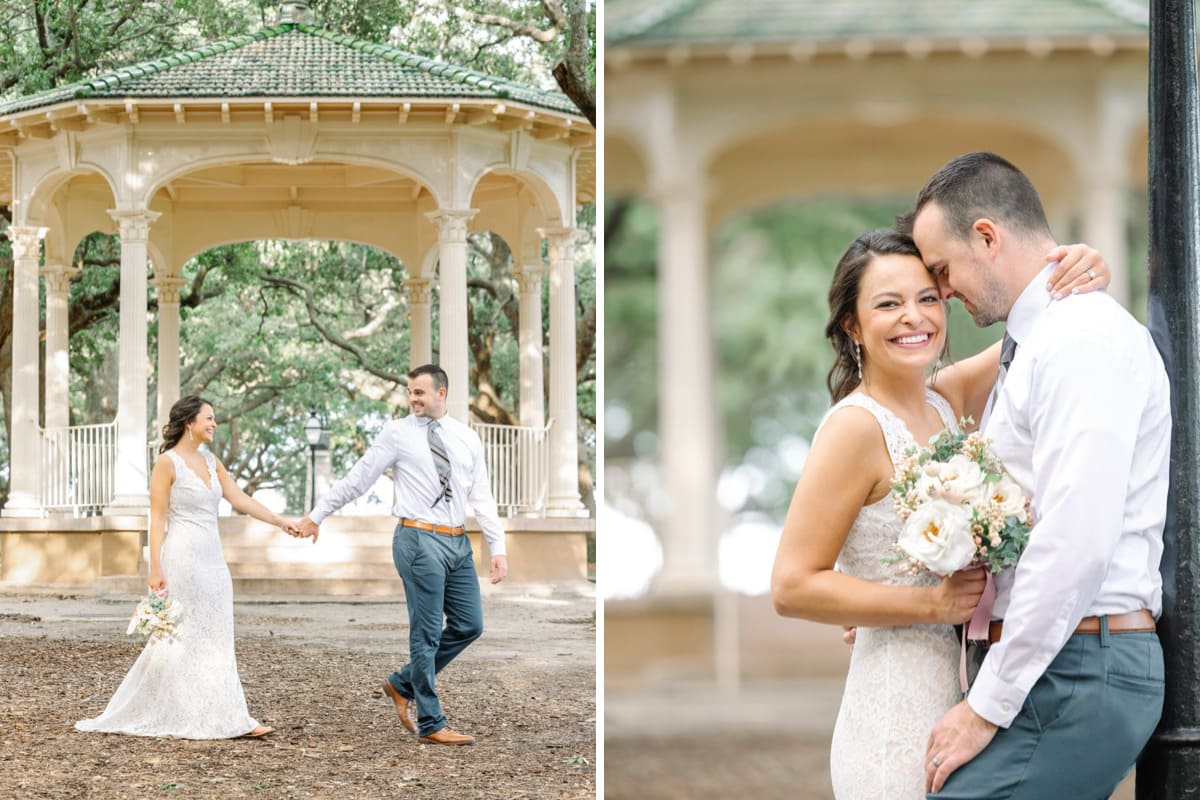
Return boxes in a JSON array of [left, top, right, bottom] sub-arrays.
[[966, 662, 1027, 729], [486, 537, 506, 558], [309, 507, 329, 525]]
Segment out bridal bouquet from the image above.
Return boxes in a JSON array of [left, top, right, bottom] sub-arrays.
[[127, 589, 182, 642], [889, 424, 1031, 577]]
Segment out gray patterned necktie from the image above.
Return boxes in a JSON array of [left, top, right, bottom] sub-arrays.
[[987, 332, 1019, 414], [427, 419, 453, 506], [998, 332, 1018, 385]]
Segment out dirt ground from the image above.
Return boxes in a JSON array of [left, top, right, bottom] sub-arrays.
[[0, 585, 595, 800]]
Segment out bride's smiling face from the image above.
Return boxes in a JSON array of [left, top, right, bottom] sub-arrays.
[[188, 404, 217, 445], [848, 253, 946, 378]]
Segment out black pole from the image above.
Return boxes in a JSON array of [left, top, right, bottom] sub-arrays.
[[309, 444, 317, 512], [1141, 1, 1200, 797]]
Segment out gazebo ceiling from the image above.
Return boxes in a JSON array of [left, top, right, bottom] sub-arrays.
[[156, 161, 427, 211]]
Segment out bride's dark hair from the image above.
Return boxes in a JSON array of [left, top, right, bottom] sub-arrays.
[[159, 395, 213, 454], [825, 229, 927, 403]]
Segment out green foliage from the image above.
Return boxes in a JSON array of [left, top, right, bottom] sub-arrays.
[[602, 199, 658, 460], [0, 0, 584, 101]]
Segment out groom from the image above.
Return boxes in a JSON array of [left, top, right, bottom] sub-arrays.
[[904, 152, 1171, 798], [296, 364, 508, 745]]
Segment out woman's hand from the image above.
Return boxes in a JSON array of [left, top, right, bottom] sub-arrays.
[[1045, 244, 1111, 299], [930, 567, 987, 624], [149, 566, 165, 593]]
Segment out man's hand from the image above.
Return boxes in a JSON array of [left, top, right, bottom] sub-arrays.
[[925, 699, 998, 793], [490, 555, 508, 584], [296, 516, 320, 544]]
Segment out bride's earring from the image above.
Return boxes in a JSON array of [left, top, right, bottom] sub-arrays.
[[188, 426, 195, 442], [853, 341, 863, 380]]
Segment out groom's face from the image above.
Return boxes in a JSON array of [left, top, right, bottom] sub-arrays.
[[912, 203, 1008, 328], [409, 374, 448, 418]]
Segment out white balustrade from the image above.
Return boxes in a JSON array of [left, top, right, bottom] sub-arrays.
[[38, 422, 117, 517], [470, 420, 552, 516], [37, 421, 552, 518]]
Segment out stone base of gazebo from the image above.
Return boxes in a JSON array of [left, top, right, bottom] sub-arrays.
[[0, 515, 592, 596]]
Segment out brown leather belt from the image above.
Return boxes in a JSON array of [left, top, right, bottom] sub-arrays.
[[988, 609, 1156, 645], [399, 517, 465, 536]]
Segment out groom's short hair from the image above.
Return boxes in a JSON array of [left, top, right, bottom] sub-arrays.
[[908, 152, 1053, 242], [408, 364, 449, 392]]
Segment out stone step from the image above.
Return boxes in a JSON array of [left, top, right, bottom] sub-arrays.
[[230, 577, 406, 597], [227, 561, 398, 580], [220, 545, 394, 566]]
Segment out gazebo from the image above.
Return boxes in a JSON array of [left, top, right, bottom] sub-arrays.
[[605, 0, 1150, 684], [0, 2, 594, 589]]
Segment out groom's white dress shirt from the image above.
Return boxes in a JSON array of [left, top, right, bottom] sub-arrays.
[[971, 265, 1171, 728], [309, 414, 506, 557]]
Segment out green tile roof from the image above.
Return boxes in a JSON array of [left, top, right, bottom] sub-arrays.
[[0, 23, 579, 116], [607, 0, 1149, 46]]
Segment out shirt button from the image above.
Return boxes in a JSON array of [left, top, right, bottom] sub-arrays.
[[1001, 702, 1013, 713]]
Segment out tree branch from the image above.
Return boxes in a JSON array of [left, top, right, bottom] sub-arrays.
[[261, 274, 407, 386], [445, 2, 560, 43]]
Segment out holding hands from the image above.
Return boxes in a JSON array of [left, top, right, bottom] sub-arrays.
[[277, 515, 317, 542]]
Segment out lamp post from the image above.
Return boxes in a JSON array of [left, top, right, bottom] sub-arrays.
[[304, 410, 323, 511]]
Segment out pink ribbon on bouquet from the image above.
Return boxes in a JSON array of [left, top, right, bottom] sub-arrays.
[[958, 569, 996, 693]]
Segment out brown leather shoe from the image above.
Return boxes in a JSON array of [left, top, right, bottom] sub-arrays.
[[419, 726, 475, 746], [382, 680, 416, 734]]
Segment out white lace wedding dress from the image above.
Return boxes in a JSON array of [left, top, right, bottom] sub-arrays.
[[825, 390, 963, 799], [76, 449, 260, 739]]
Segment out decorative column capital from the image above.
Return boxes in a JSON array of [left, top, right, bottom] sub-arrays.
[[40, 261, 82, 295], [108, 208, 161, 243], [516, 265, 548, 294], [6, 226, 48, 261], [537, 226, 579, 263], [152, 276, 188, 305], [425, 208, 478, 244], [404, 277, 434, 305]]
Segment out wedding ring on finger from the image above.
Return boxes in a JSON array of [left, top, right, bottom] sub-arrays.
[[1087, 268, 1096, 280], [930, 756, 943, 768]]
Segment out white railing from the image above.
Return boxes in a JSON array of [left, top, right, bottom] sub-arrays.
[[39, 422, 117, 517], [36, 421, 551, 519], [471, 420, 552, 516]]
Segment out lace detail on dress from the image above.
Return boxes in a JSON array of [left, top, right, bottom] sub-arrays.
[[819, 390, 963, 799], [75, 448, 259, 739]]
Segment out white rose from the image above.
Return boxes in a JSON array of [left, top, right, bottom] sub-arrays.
[[983, 475, 1028, 522], [914, 470, 946, 501], [939, 454, 988, 504], [897, 499, 976, 576]]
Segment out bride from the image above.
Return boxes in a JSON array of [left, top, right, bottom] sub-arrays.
[[770, 230, 1108, 799], [76, 395, 297, 739]]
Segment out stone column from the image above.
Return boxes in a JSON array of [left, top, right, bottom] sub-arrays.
[[539, 228, 585, 516], [1081, 85, 1135, 307], [404, 277, 434, 368], [425, 209, 476, 422], [2, 226, 47, 518], [105, 208, 159, 514], [152, 275, 187, 442], [653, 184, 720, 594], [516, 264, 547, 429], [40, 261, 80, 431]]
